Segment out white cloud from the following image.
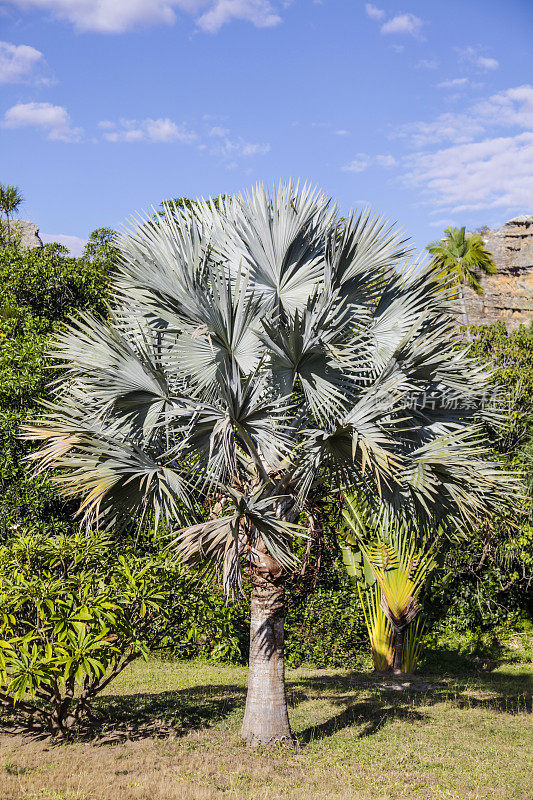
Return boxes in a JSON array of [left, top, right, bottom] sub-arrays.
[[2, 102, 81, 141], [98, 116, 268, 160], [238, 141, 270, 156], [99, 117, 196, 143], [206, 122, 270, 158], [311, 122, 349, 135], [196, 0, 281, 33], [365, 3, 385, 21], [210, 134, 270, 158], [404, 132, 533, 213], [0, 41, 50, 84], [437, 77, 469, 89], [416, 59, 439, 70], [41, 232, 87, 255], [375, 153, 396, 167], [459, 46, 499, 72], [428, 218, 459, 229], [477, 56, 499, 71], [474, 85, 533, 130], [477, 56, 500, 70], [342, 152, 396, 172], [209, 125, 230, 137], [342, 154, 371, 173], [380, 13, 424, 37], [397, 113, 484, 147], [399, 84, 533, 214], [396, 85, 533, 147], [3, 0, 282, 34]]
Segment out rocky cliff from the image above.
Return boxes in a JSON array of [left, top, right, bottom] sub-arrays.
[[0, 219, 43, 249], [464, 215, 533, 330]]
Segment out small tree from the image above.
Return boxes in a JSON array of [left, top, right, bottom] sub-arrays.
[[341, 495, 436, 674], [427, 226, 496, 338], [82, 227, 119, 265], [0, 184, 24, 243], [0, 530, 200, 737], [25, 183, 516, 747]]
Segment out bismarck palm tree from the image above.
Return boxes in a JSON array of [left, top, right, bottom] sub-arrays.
[[0, 184, 24, 243], [427, 226, 496, 338], [25, 183, 516, 747]]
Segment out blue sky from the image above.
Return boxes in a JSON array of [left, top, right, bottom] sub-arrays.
[[1, 0, 532, 255]]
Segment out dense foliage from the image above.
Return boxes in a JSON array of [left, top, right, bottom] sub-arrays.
[[0, 240, 110, 541], [0, 530, 184, 735], [0, 528, 254, 736], [425, 322, 533, 633]]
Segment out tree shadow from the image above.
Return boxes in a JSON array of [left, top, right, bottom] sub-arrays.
[[0, 684, 248, 744], [296, 697, 424, 745], [418, 644, 506, 675], [1, 660, 530, 747], [88, 683, 247, 742], [292, 666, 531, 744]]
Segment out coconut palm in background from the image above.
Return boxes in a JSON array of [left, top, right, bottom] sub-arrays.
[[0, 183, 24, 243], [25, 183, 516, 747], [427, 226, 496, 338]]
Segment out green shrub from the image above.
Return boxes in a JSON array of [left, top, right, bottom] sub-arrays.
[[285, 584, 368, 668], [424, 322, 533, 634], [0, 529, 251, 736], [0, 530, 190, 736], [0, 241, 109, 338]]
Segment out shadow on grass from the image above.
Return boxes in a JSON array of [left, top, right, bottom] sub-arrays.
[[292, 666, 531, 744], [418, 644, 509, 675], [0, 684, 248, 744], [1, 657, 530, 746], [88, 683, 247, 742], [295, 698, 424, 745]]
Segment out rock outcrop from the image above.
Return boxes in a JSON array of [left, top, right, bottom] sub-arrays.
[[464, 215, 533, 330], [0, 219, 43, 250]]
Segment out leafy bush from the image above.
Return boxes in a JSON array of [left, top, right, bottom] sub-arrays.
[[426, 515, 533, 632], [424, 322, 533, 634], [0, 530, 188, 736], [285, 584, 368, 668], [468, 321, 533, 457], [284, 529, 369, 668], [0, 241, 109, 337], [0, 239, 112, 542], [0, 530, 250, 736]]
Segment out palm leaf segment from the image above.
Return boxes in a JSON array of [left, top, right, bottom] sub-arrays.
[[25, 182, 517, 593]]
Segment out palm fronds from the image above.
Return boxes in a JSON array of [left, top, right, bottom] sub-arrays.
[[24, 181, 518, 595], [342, 493, 436, 673]]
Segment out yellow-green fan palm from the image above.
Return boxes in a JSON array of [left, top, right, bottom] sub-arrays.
[[342, 494, 436, 673]]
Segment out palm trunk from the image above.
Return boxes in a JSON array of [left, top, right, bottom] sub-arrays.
[[458, 283, 472, 341], [393, 627, 405, 675], [241, 549, 292, 747]]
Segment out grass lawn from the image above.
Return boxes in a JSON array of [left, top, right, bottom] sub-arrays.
[[0, 655, 531, 800]]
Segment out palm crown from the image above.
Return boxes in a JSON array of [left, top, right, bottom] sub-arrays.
[[0, 183, 24, 241], [427, 225, 496, 296], [26, 184, 513, 588]]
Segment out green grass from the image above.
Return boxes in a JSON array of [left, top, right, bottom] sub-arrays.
[[0, 654, 532, 800]]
